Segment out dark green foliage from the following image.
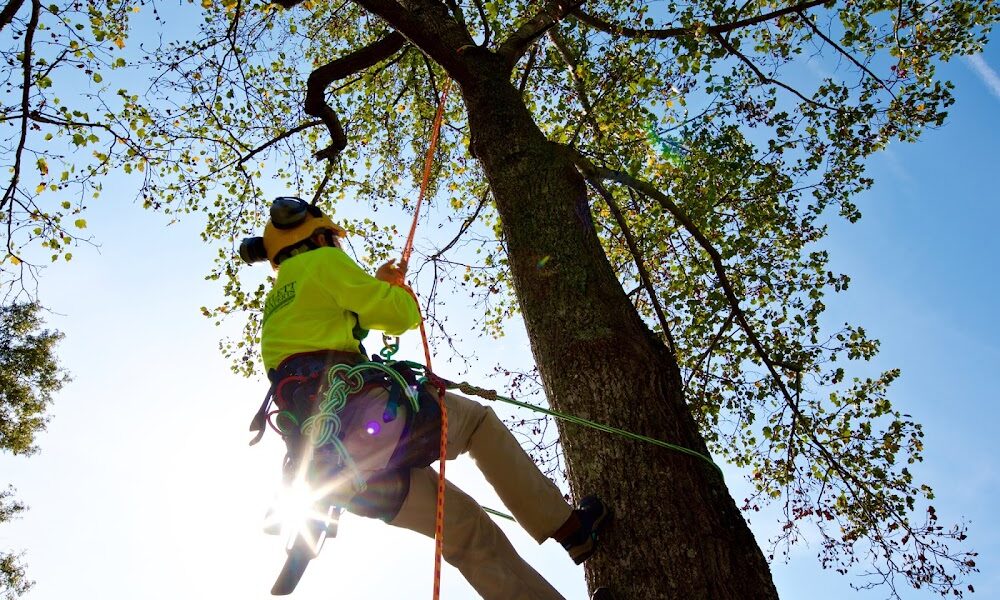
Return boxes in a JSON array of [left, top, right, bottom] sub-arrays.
[[0, 488, 32, 600], [0, 302, 67, 456], [0, 302, 66, 599]]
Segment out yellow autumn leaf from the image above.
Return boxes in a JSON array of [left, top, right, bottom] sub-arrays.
[[35, 183, 45, 194], [9, 256, 20, 265], [114, 37, 125, 49]]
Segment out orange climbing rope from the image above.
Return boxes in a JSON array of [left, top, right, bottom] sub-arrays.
[[399, 78, 452, 600]]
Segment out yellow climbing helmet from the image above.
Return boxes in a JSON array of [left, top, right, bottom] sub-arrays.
[[240, 196, 346, 266]]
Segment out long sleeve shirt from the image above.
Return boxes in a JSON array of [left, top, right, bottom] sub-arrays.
[[260, 246, 420, 371]]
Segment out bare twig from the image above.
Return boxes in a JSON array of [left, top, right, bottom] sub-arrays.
[[684, 308, 737, 390], [0, 0, 26, 32], [237, 120, 322, 165], [430, 190, 489, 260]]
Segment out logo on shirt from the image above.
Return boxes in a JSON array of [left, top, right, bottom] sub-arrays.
[[263, 282, 296, 326]]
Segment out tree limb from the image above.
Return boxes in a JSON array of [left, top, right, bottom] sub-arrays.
[[1, 0, 39, 239], [684, 307, 737, 390], [517, 42, 538, 95], [470, 0, 491, 48], [547, 29, 601, 143], [711, 31, 838, 111], [306, 31, 407, 162], [586, 177, 676, 353], [350, 0, 474, 79], [796, 9, 897, 100], [0, 0, 25, 32], [496, 0, 584, 70], [570, 0, 831, 40]]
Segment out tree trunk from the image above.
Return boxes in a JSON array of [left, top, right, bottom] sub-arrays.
[[456, 51, 779, 599]]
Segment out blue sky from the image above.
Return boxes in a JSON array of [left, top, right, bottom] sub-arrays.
[[1, 31, 998, 600]]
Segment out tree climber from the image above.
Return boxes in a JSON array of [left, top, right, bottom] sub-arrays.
[[240, 196, 610, 600]]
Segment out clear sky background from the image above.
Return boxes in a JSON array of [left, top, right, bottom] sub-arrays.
[[1, 32, 998, 600]]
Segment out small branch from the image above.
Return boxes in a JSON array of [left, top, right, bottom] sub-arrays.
[[587, 177, 676, 353], [496, 0, 584, 70], [570, 0, 830, 40], [305, 31, 408, 162], [237, 120, 322, 166], [711, 31, 838, 111], [0, 0, 26, 32], [470, 0, 491, 47], [684, 308, 737, 390], [547, 29, 602, 143], [430, 190, 489, 260], [796, 9, 897, 100]]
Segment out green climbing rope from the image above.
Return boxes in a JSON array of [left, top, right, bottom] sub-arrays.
[[481, 506, 515, 521], [451, 379, 723, 479]]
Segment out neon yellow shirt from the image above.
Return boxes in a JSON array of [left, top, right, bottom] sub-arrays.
[[260, 246, 420, 370]]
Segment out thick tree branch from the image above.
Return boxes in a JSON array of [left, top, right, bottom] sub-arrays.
[[350, 0, 475, 79], [586, 177, 676, 353], [496, 0, 584, 69], [305, 31, 407, 161], [1, 0, 39, 237], [571, 0, 831, 40], [0, 0, 26, 32]]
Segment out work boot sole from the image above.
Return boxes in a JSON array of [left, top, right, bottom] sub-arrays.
[[568, 496, 612, 565]]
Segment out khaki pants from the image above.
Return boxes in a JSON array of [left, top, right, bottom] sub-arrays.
[[387, 391, 572, 600]]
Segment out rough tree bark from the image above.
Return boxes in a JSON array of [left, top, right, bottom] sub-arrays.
[[455, 49, 778, 599]]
